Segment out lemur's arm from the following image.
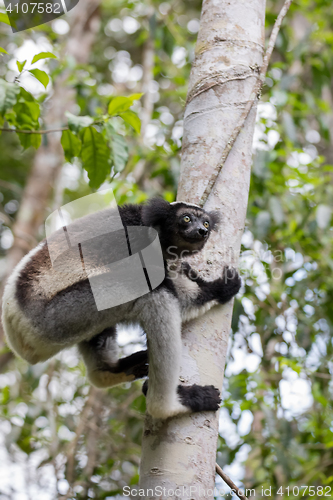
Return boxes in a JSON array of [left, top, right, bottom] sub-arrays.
[[181, 262, 241, 306]]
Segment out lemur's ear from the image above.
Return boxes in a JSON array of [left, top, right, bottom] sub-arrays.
[[208, 211, 221, 231], [142, 198, 171, 227]]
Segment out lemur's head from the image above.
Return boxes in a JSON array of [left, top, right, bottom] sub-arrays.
[[142, 198, 220, 258]]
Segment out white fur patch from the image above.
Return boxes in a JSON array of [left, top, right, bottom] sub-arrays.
[[172, 272, 199, 300], [146, 396, 189, 419], [170, 201, 202, 209], [171, 268, 219, 323], [181, 300, 218, 323]]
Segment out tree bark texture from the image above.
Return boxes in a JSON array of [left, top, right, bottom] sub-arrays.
[[0, 0, 101, 367], [140, 1, 265, 498]]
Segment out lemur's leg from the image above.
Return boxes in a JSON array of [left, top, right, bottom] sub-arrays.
[[79, 327, 148, 388], [181, 262, 241, 306], [138, 290, 221, 419]]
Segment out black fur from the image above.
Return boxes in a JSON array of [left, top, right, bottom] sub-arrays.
[[143, 381, 221, 413], [4, 197, 240, 420], [119, 203, 143, 227], [142, 199, 220, 258], [177, 384, 221, 412], [82, 329, 149, 379], [181, 262, 241, 305], [114, 350, 148, 378]]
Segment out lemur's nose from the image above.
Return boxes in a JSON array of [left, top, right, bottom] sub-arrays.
[[198, 227, 208, 237]]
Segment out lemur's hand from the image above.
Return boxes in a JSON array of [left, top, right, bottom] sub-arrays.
[[180, 261, 199, 280], [181, 261, 241, 303], [218, 266, 241, 302]]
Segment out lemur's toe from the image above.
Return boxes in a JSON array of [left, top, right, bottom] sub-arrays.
[[132, 359, 149, 379], [142, 379, 149, 396]]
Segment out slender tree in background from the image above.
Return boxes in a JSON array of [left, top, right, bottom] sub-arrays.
[[140, 0, 265, 496], [0, 0, 101, 369]]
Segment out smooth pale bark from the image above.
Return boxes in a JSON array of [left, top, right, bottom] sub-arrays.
[[0, 0, 101, 369], [140, 1, 265, 498]]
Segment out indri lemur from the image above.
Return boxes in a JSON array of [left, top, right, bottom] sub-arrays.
[[2, 198, 241, 419]]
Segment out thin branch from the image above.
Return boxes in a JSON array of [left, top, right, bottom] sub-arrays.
[[0, 127, 68, 134], [80, 392, 103, 497], [66, 387, 99, 485], [199, 0, 293, 207], [0, 179, 22, 193], [216, 464, 249, 500], [45, 361, 59, 458]]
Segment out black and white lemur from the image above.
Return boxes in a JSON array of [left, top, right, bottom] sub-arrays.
[[2, 198, 241, 419]]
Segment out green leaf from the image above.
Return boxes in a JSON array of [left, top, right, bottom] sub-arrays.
[[31, 52, 57, 65], [61, 130, 82, 162], [7, 87, 40, 132], [108, 93, 143, 116], [0, 47, 8, 54], [0, 386, 10, 405], [111, 133, 128, 172], [108, 97, 133, 115], [30, 132, 42, 149], [119, 110, 141, 134], [16, 60, 27, 72], [10, 94, 41, 147], [17, 131, 42, 150], [128, 93, 143, 101], [81, 126, 111, 188], [0, 79, 20, 115], [0, 13, 10, 25], [28, 69, 49, 89], [19, 87, 35, 102], [13, 101, 40, 126], [105, 122, 129, 172], [65, 111, 94, 132]]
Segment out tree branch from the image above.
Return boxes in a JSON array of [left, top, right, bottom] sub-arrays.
[[199, 0, 293, 207], [0, 127, 68, 134], [65, 386, 99, 486], [216, 464, 249, 500]]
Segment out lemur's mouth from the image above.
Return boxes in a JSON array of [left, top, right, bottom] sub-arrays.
[[182, 234, 206, 243]]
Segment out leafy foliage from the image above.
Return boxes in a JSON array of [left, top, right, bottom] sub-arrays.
[[81, 126, 111, 188], [0, 72, 142, 187], [0, 0, 333, 498]]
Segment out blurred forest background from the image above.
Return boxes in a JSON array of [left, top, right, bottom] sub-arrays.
[[0, 0, 333, 498]]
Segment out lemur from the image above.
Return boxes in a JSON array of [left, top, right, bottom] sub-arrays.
[[2, 198, 241, 419]]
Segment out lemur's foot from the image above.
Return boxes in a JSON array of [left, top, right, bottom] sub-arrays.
[[99, 350, 148, 379], [129, 353, 149, 379], [177, 384, 221, 412], [142, 381, 221, 413]]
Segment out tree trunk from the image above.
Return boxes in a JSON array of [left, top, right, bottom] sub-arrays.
[[0, 0, 101, 369], [139, 1, 265, 498]]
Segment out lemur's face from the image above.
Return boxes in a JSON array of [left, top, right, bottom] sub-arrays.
[[141, 199, 220, 258], [170, 204, 220, 255], [176, 208, 210, 244]]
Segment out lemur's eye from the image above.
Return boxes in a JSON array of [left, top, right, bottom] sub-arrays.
[[183, 215, 191, 223], [204, 221, 209, 228]]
